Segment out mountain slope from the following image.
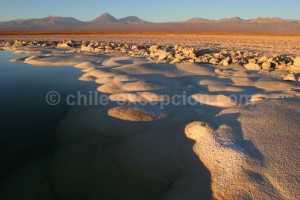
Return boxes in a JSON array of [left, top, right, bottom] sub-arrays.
[[90, 13, 119, 24], [1, 14, 300, 35], [0, 16, 83, 27], [0, 16, 84, 32], [119, 16, 147, 24]]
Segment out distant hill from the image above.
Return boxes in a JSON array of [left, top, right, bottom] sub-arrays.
[[119, 16, 147, 24], [1, 13, 300, 35], [185, 17, 299, 24], [0, 16, 83, 28], [90, 13, 119, 24]]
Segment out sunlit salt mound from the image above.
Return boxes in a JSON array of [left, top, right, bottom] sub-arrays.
[[192, 94, 237, 108], [185, 100, 300, 200], [214, 67, 245, 78], [109, 92, 167, 103], [254, 79, 296, 91], [74, 61, 98, 69], [80, 67, 137, 83], [102, 57, 136, 68], [112, 74, 137, 82], [175, 63, 215, 76], [207, 84, 244, 92], [185, 121, 282, 200], [79, 73, 96, 81], [198, 79, 243, 92], [23, 55, 83, 66], [198, 79, 244, 92], [250, 93, 296, 103], [199, 79, 233, 86], [115, 62, 215, 78], [123, 81, 162, 92], [230, 77, 255, 87], [98, 80, 162, 94], [82, 69, 115, 79], [214, 69, 256, 87], [107, 106, 162, 122], [78, 70, 115, 82], [115, 63, 182, 78], [109, 93, 144, 103], [97, 81, 124, 93], [74, 62, 99, 73], [9, 50, 45, 62], [95, 74, 136, 85]]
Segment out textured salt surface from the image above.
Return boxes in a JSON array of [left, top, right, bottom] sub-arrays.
[[185, 100, 300, 200], [192, 94, 237, 108]]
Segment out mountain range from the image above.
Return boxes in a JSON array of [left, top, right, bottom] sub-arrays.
[[1, 13, 300, 35]]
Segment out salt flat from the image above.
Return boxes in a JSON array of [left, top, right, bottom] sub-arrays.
[[1, 39, 300, 200], [1, 34, 300, 55]]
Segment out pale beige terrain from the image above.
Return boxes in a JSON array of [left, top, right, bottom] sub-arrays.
[[1, 39, 300, 200], [186, 100, 300, 200], [1, 34, 300, 55]]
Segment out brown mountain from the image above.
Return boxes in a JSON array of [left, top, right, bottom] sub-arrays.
[[118, 16, 147, 24], [0, 16, 83, 28], [1, 13, 300, 35], [89, 13, 119, 24]]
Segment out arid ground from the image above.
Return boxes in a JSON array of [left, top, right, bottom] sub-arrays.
[[1, 34, 300, 55]]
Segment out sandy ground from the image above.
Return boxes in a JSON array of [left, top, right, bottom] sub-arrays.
[[1, 34, 300, 55], [1, 45, 300, 200]]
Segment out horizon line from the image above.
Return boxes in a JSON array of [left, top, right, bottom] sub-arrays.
[[1, 12, 300, 23]]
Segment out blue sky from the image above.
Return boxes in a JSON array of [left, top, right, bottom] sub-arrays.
[[1, 0, 300, 22]]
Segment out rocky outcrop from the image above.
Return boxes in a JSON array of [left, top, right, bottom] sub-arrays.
[[290, 57, 300, 72], [293, 56, 300, 67], [1, 39, 299, 82], [57, 40, 75, 49], [244, 59, 261, 71]]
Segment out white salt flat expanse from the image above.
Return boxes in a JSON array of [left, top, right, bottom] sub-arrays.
[[1, 46, 300, 200]]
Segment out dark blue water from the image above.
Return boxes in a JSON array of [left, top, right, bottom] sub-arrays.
[[0, 51, 93, 186]]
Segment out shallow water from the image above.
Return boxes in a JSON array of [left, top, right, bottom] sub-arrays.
[[0, 51, 96, 180], [0, 52, 212, 200]]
